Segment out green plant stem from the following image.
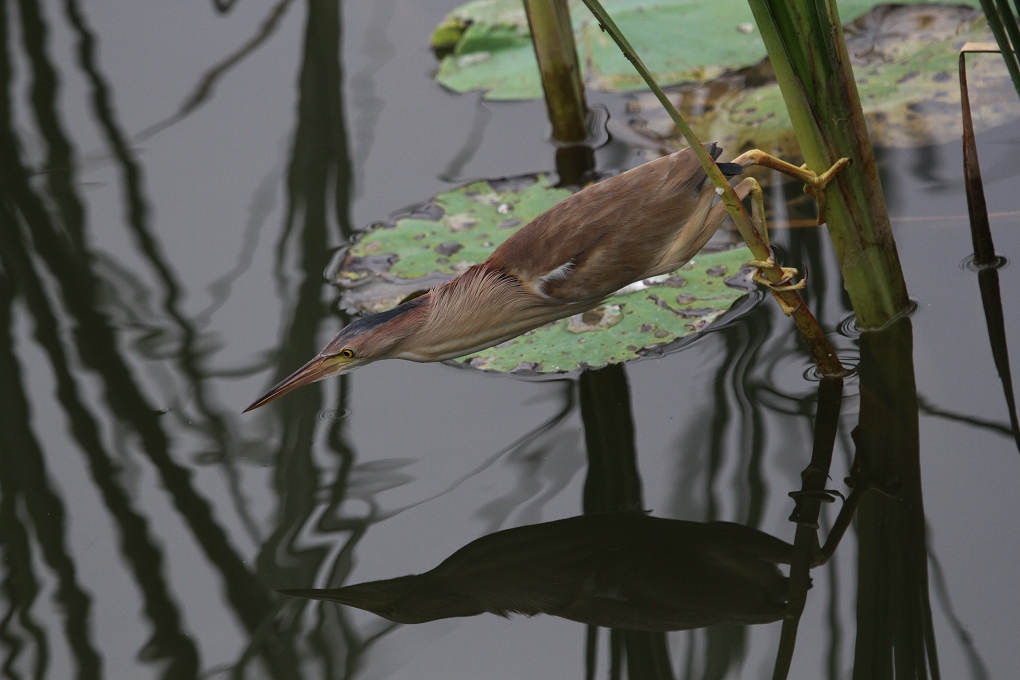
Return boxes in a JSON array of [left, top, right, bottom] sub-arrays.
[[578, 0, 844, 376], [746, 0, 910, 329], [523, 0, 589, 143]]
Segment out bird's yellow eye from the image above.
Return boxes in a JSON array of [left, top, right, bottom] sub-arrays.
[[339, 348, 356, 359]]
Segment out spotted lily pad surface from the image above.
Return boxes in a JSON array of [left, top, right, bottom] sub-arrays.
[[628, 5, 1014, 153], [336, 173, 753, 373], [431, 0, 982, 100], [339, 175, 573, 290]]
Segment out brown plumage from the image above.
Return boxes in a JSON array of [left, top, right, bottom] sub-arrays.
[[245, 144, 749, 412], [490, 147, 729, 303]]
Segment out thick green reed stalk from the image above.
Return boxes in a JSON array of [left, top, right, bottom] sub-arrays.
[[745, 0, 910, 329]]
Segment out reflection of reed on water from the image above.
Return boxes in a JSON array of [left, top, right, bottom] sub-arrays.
[[134, 0, 299, 142], [247, 0, 371, 674], [0, 0, 375, 675], [853, 320, 939, 679], [0, 267, 103, 680], [0, 0, 288, 668]]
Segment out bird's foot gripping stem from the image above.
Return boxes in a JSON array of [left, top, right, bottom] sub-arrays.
[[730, 150, 851, 225], [747, 257, 807, 316]]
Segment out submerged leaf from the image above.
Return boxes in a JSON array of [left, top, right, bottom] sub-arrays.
[[335, 173, 753, 373]]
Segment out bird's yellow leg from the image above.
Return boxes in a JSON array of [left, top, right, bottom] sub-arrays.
[[720, 176, 844, 374], [729, 149, 851, 226], [738, 178, 807, 316]]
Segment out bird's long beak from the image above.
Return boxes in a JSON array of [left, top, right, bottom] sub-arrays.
[[243, 354, 340, 413]]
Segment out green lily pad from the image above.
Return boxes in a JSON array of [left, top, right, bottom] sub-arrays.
[[335, 173, 753, 373], [338, 175, 574, 292], [432, 0, 982, 100], [627, 5, 1015, 153]]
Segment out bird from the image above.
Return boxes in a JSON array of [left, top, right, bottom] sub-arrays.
[[245, 144, 749, 412], [278, 512, 795, 631]]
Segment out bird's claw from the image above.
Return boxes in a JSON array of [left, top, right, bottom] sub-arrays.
[[801, 157, 852, 226], [749, 260, 807, 315], [766, 269, 806, 293]]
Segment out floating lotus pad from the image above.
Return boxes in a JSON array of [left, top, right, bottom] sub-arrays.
[[337, 173, 753, 373], [431, 0, 982, 101], [339, 175, 573, 286]]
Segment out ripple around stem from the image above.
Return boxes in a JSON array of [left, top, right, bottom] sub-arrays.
[[802, 354, 860, 383], [960, 253, 1009, 272], [836, 298, 921, 338], [317, 408, 354, 422]]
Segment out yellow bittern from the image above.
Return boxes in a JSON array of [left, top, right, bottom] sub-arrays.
[[246, 144, 841, 412]]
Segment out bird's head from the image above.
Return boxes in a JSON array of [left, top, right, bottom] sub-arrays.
[[244, 296, 428, 412]]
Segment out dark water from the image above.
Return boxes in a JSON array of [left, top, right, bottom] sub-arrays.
[[1, 1, 1018, 679]]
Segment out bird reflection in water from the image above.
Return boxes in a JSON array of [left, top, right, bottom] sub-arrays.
[[279, 512, 796, 631]]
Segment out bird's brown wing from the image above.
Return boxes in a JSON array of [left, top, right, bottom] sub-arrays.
[[486, 148, 721, 305]]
